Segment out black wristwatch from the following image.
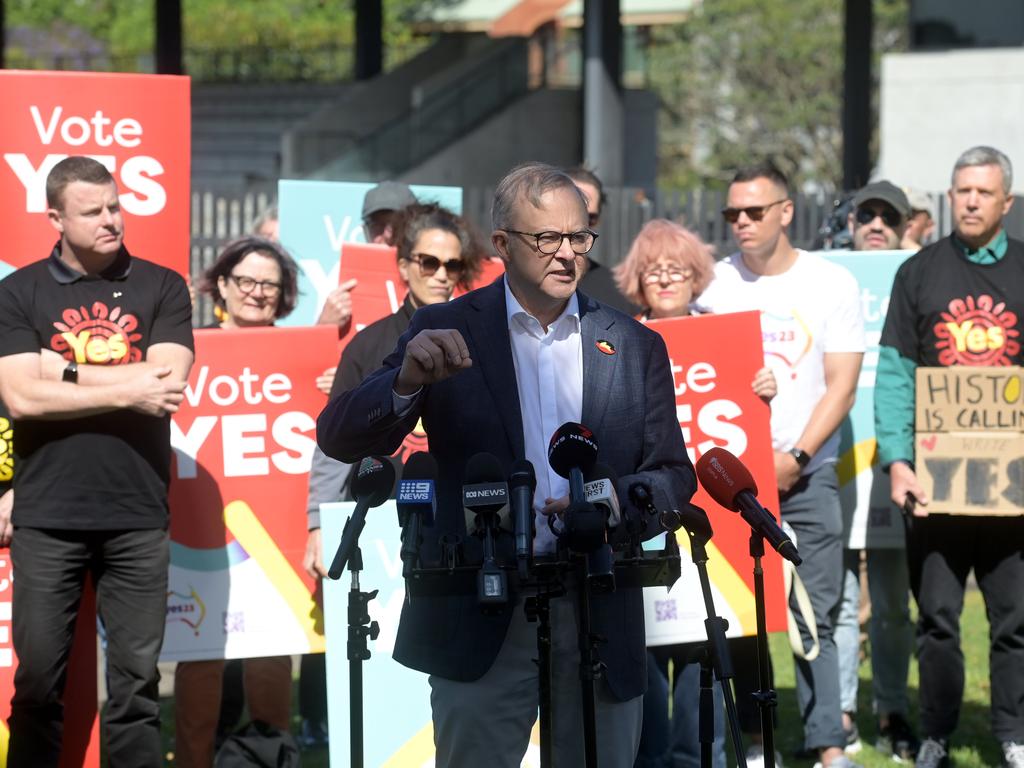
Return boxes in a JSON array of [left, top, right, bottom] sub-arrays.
[[788, 447, 811, 469], [62, 360, 78, 384]]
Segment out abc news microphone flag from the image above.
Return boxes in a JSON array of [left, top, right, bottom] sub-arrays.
[[0, 69, 191, 766]]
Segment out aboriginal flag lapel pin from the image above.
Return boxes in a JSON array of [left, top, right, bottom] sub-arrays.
[[596, 339, 616, 355]]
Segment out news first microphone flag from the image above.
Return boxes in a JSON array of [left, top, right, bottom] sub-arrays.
[[319, 310, 787, 766], [0, 68, 191, 765]]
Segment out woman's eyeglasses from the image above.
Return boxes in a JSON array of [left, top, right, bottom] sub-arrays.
[[642, 265, 693, 285], [229, 274, 282, 297], [408, 253, 466, 277]]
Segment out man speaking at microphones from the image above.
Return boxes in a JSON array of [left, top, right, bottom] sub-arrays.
[[318, 162, 694, 767]]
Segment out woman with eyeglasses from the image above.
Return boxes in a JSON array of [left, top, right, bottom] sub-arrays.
[[302, 203, 482, 583], [173, 236, 300, 767], [615, 219, 775, 768]]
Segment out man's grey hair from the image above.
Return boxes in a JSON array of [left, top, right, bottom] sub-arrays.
[[952, 146, 1013, 194], [491, 162, 586, 230]]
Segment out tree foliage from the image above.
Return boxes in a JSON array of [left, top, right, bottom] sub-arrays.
[[4, 0, 454, 72], [647, 0, 908, 189]]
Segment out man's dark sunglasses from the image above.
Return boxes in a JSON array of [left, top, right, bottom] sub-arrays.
[[721, 199, 787, 224], [855, 205, 902, 228], [408, 253, 466, 277]]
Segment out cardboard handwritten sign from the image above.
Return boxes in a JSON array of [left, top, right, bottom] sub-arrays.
[[915, 366, 1024, 515]]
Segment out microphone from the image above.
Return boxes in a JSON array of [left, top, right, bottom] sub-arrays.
[[695, 447, 801, 565], [328, 455, 396, 579], [463, 453, 510, 610], [463, 453, 511, 534], [547, 421, 599, 504], [584, 463, 622, 528], [510, 459, 536, 578], [396, 452, 438, 579]]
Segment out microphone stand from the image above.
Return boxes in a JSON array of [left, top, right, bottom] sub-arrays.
[[748, 531, 778, 768], [345, 527, 380, 768], [574, 550, 602, 768], [524, 578, 566, 768], [683, 519, 747, 768]]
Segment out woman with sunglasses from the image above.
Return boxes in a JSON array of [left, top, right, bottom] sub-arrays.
[[615, 219, 775, 768], [174, 236, 300, 767], [302, 203, 483, 581]]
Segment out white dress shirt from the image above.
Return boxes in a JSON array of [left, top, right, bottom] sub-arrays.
[[503, 277, 583, 555]]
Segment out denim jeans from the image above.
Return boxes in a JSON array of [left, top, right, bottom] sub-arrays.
[[781, 464, 845, 751], [835, 549, 862, 714], [8, 527, 169, 768]]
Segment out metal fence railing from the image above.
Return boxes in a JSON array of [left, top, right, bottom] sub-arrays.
[[191, 183, 1019, 305]]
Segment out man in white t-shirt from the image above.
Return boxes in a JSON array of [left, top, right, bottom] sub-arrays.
[[696, 162, 865, 768]]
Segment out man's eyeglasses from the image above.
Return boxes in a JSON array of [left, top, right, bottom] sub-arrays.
[[229, 274, 282, 297], [503, 229, 598, 255], [408, 253, 466, 277], [721, 199, 788, 224], [855, 205, 902, 228], [642, 265, 693, 285]]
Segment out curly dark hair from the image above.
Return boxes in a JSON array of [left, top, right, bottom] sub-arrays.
[[389, 202, 485, 290], [200, 236, 300, 320]]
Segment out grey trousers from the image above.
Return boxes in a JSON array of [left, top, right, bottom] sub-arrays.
[[429, 589, 644, 767], [782, 464, 846, 751]]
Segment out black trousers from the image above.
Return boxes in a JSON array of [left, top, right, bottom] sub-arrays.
[[907, 514, 1024, 742], [8, 527, 169, 768]]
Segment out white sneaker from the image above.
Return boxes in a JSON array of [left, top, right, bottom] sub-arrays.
[[1003, 741, 1024, 768], [743, 744, 784, 768]]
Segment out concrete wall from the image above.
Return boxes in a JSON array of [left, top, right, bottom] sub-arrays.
[[879, 48, 1024, 194], [402, 87, 657, 191]]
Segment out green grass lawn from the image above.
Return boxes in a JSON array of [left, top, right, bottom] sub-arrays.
[[766, 587, 1000, 768], [158, 588, 998, 767]]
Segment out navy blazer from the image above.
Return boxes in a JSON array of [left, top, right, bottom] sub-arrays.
[[317, 278, 695, 700]]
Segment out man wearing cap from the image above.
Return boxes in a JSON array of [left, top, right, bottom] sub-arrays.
[[848, 181, 910, 251], [834, 180, 921, 759], [316, 180, 418, 332], [901, 190, 936, 251]]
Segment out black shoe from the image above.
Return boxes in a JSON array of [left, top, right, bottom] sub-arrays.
[[915, 737, 949, 768], [875, 713, 920, 762]]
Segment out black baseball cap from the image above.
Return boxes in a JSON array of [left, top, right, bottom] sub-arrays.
[[853, 181, 911, 220]]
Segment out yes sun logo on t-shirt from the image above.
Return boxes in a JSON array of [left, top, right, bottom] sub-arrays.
[[933, 294, 1020, 366], [0, 416, 13, 483], [49, 302, 143, 365]]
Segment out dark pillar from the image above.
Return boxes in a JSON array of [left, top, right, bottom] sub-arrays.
[[582, 0, 624, 185], [355, 0, 383, 80], [155, 0, 183, 75], [1, 0, 6, 70], [843, 0, 872, 190]]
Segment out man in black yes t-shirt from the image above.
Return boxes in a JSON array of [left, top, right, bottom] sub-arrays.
[[875, 146, 1024, 766], [0, 157, 194, 767]]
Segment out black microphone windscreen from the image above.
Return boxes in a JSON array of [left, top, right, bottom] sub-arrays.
[[465, 452, 505, 484], [403, 451, 439, 482], [509, 459, 536, 490], [350, 455, 396, 507], [547, 421, 599, 479]]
